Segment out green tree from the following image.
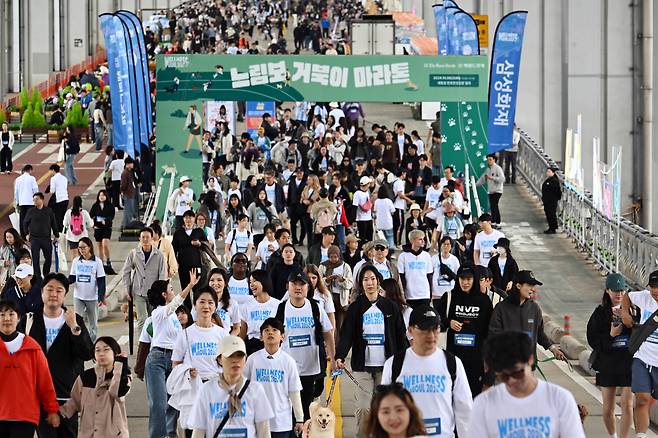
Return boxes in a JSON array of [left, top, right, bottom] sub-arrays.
[[18, 89, 30, 111], [0, 109, 6, 125], [31, 88, 44, 115], [65, 102, 85, 128], [21, 103, 34, 128]]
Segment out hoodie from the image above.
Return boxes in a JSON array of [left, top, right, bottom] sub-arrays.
[[489, 291, 552, 364], [436, 286, 493, 363], [0, 334, 59, 424]]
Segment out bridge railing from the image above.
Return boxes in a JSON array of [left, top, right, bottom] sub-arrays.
[[516, 128, 658, 289]]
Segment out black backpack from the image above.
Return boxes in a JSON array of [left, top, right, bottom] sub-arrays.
[[391, 348, 457, 393], [275, 298, 326, 375], [381, 172, 396, 201]]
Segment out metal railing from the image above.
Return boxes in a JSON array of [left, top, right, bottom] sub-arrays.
[[517, 128, 658, 289]]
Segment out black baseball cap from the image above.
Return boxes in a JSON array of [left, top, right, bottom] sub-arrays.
[[409, 305, 441, 330], [648, 270, 658, 287], [513, 270, 543, 286], [457, 265, 475, 278], [288, 270, 310, 285], [321, 226, 336, 235]]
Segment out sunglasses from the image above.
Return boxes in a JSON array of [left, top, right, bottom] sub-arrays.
[[374, 382, 406, 395], [374, 245, 387, 251], [495, 366, 526, 382]]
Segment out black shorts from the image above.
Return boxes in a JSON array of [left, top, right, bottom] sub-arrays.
[[68, 240, 79, 250], [597, 371, 632, 388], [94, 228, 112, 242]]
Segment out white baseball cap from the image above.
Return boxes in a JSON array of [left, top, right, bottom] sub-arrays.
[[218, 335, 246, 358], [179, 176, 192, 183], [359, 176, 371, 186], [15, 263, 34, 279]]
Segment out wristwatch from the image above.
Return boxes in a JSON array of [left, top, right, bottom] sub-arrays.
[[71, 326, 82, 335]]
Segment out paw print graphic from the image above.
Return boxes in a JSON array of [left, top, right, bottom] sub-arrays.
[[462, 112, 469, 117], [441, 103, 448, 111], [480, 162, 486, 169], [467, 119, 473, 125], [466, 104, 472, 111], [464, 126, 471, 132], [470, 139, 477, 145], [478, 143, 484, 149], [476, 151, 482, 157], [448, 118, 456, 127], [453, 143, 462, 151], [471, 131, 477, 137]]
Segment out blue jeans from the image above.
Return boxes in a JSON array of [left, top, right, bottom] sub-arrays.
[[382, 228, 394, 249], [145, 349, 177, 438], [122, 195, 138, 228], [65, 154, 77, 185], [336, 224, 346, 252], [94, 124, 104, 151]]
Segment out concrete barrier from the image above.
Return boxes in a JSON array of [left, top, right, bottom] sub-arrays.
[[560, 335, 587, 359]]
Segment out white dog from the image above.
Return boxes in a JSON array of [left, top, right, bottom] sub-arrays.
[[302, 401, 336, 438]]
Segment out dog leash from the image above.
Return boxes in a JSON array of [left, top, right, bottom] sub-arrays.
[[340, 368, 375, 395], [325, 370, 341, 406]]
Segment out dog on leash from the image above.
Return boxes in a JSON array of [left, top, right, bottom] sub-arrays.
[[302, 401, 336, 438], [120, 303, 137, 322]]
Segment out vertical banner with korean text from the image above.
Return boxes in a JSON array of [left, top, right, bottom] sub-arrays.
[[100, 14, 135, 158], [487, 11, 528, 153], [114, 16, 142, 154]]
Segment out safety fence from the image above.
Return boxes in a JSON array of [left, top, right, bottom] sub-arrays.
[[3, 46, 106, 108], [516, 128, 658, 289]]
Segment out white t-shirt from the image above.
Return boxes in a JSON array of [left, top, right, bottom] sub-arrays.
[[70, 256, 106, 301], [628, 290, 658, 366], [244, 348, 303, 432], [109, 158, 124, 181], [374, 198, 395, 231], [466, 380, 585, 438], [381, 348, 473, 437], [188, 379, 274, 437], [174, 188, 195, 216], [281, 299, 332, 376], [139, 317, 153, 343], [393, 179, 407, 209], [190, 300, 241, 332], [4, 333, 25, 355], [372, 260, 393, 281], [172, 324, 229, 379], [264, 183, 277, 204], [151, 295, 184, 349], [227, 229, 253, 255], [432, 254, 460, 298], [228, 277, 252, 306], [397, 251, 434, 300], [255, 239, 279, 269], [353, 190, 372, 221], [44, 311, 66, 351], [426, 186, 443, 221], [363, 303, 386, 367], [473, 229, 505, 267], [282, 291, 336, 317], [240, 297, 281, 340]]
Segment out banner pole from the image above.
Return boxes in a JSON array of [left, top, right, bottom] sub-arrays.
[[464, 163, 471, 223], [615, 147, 622, 272]]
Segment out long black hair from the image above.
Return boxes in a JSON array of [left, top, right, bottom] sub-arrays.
[[147, 280, 170, 307], [207, 267, 231, 310], [254, 187, 272, 207], [249, 269, 273, 296], [227, 193, 244, 221], [71, 195, 83, 216], [3, 227, 25, 249], [601, 290, 614, 321], [96, 189, 112, 207]]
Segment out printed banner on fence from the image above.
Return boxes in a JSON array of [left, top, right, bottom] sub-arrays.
[[100, 14, 135, 158], [487, 11, 528, 154], [155, 54, 489, 102]]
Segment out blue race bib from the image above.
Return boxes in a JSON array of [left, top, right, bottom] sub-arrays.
[[288, 334, 311, 348], [454, 333, 476, 347]]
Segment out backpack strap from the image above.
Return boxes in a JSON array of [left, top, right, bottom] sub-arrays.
[[390, 349, 407, 383], [308, 297, 323, 345], [275, 300, 287, 325], [443, 349, 457, 392]]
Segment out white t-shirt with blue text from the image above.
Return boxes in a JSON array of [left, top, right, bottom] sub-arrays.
[[172, 324, 230, 379], [473, 229, 505, 267], [240, 297, 281, 340], [466, 380, 585, 438], [281, 299, 332, 376], [44, 311, 66, 351], [70, 256, 106, 301], [228, 277, 252, 307], [363, 303, 386, 367], [188, 379, 274, 438], [244, 348, 303, 432], [397, 250, 434, 300]]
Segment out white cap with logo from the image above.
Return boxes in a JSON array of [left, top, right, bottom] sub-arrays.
[[15, 263, 34, 279], [217, 335, 247, 358]]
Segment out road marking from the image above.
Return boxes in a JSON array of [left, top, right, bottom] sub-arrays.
[[80, 143, 94, 153], [43, 152, 59, 164], [117, 335, 129, 345], [79, 153, 100, 164], [39, 144, 59, 154]]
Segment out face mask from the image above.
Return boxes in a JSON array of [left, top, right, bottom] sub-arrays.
[[465, 239, 472, 247]]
